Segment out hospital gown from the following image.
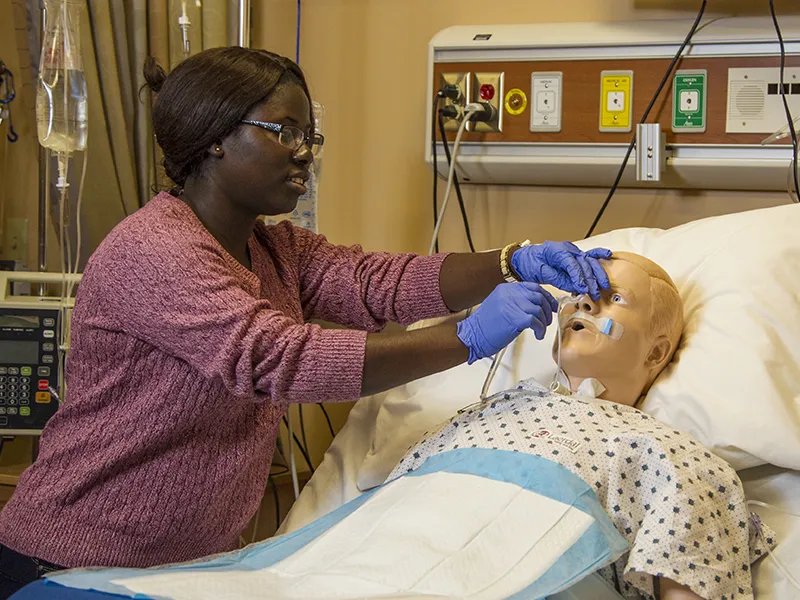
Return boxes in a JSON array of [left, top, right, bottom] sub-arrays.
[[388, 379, 775, 600]]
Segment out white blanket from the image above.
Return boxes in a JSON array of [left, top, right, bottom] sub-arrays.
[[43, 449, 628, 599]]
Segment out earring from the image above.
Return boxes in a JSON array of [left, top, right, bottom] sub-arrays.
[[215, 146, 221, 152]]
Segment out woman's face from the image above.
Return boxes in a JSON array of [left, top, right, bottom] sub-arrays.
[[216, 82, 314, 217]]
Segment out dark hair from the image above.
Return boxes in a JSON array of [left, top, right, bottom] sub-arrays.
[[142, 47, 313, 188]]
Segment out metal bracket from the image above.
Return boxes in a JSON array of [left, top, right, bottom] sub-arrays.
[[636, 123, 666, 182]]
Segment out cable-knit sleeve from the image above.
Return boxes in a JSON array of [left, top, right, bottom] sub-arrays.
[[279, 223, 453, 330], [79, 223, 366, 405]]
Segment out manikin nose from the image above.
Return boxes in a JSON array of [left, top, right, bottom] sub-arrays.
[[578, 296, 598, 313]]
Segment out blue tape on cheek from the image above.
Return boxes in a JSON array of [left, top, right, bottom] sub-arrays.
[[600, 318, 613, 336]]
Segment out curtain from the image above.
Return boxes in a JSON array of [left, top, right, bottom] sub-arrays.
[[29, 0, 239, 271]]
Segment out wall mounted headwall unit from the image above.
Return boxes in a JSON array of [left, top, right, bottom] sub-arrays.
[[427, 17, 800, 191]]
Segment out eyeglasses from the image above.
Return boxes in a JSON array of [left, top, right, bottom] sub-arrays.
[[240, 120, 324, 158]]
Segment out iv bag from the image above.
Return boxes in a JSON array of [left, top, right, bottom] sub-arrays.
[[36, 0, 88, 154], [266, 101, 324, 232]]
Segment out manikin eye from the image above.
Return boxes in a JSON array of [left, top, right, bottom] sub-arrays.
[[610, 293, 627, 305]]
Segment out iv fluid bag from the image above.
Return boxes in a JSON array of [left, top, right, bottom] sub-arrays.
[[36, 0, 88, 153]]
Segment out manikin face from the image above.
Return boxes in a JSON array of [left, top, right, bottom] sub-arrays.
[[553, 259, 655, 382]]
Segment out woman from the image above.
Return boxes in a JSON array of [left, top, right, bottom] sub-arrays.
[[0, 47, 609, 596]]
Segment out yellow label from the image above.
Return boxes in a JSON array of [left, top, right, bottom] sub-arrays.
[[599, 73, 633, 131], [504, 88, 528, 115]]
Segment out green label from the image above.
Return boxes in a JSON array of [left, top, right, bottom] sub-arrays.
[[672, 72, 706, 131]]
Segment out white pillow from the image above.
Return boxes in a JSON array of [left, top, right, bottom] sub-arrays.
[[356, 203, 800, 490]]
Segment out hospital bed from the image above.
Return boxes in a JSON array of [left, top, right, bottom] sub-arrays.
[[279, 203, 800, 599], [13, 203, 800, 599]]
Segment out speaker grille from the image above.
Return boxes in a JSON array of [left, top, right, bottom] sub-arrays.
[[729, 80, 766, 118]]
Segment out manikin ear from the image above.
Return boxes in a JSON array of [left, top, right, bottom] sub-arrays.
[[644, 336, 673, 372], [208, 142, 224, 158]]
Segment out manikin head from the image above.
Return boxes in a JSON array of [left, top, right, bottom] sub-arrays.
[[553, 252, 684, 407]]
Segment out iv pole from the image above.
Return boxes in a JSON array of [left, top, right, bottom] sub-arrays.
[[35, 0, 253, 289], [239, 0, 251, 48]]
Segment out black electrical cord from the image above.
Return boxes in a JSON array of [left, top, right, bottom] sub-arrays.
[[769, 0, 800, 203], [282, 415, 314, 473], [268, 475, 280, 532], [431, 92, 443, 253], [437, 110, 477, 253], [318, 403, 336, 438], [584, 0, 708, 239]]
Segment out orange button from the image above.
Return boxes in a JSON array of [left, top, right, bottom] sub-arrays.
[[35, 392, 51, 404]]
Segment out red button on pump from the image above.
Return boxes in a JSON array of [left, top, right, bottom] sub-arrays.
[[479, 84, 495, 100], [38, 380, 49, 390]]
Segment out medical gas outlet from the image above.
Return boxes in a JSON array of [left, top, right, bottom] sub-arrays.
[[672, 70, 707, 133], [599, 70, 633, 133], [469, 72, 504, 132], [530, 72, 562, 133], [439, 72, 470, 131]]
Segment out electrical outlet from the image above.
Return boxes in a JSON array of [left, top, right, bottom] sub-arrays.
[[439, 72, 470, 131], [1, 218, 28, 263], [470, 72, 504, 132]]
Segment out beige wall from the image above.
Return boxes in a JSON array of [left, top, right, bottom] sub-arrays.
[[254, 0, 799, 257], [251, 0, 800, 467]]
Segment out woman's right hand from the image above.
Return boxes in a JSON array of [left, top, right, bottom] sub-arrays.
[[456, 282, 558, 364]]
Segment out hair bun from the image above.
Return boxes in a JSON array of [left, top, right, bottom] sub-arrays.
[[143, 57, 167, 93]]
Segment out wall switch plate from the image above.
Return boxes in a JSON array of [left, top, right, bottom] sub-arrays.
[[530, 72, 562, 132]]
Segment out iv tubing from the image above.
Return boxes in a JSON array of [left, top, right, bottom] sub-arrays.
[[747, 500, 800, 592]]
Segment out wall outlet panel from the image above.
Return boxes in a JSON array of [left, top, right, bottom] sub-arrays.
[[530, 72, 562, 133], [673, 69, 708, 133], [599, 70, 633, 133], [470, 72, 504, 132], [439, 72, 470, 131]]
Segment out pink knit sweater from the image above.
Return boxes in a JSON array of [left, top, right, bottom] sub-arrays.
[[0, 192, 450, 568]]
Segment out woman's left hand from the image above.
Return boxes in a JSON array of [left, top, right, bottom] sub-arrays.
[[510, 241, 612, 299]]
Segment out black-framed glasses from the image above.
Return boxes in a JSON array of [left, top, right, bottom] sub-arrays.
[[241, 120, 324, 158]]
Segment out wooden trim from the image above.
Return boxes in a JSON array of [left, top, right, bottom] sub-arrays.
[[435, 55, 800, 145]]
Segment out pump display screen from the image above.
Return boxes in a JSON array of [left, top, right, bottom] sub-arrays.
[[0, 315, 40, 328], [0, 341, 39, 364]]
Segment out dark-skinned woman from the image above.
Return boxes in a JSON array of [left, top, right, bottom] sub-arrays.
[[0, 47, 609, 597]]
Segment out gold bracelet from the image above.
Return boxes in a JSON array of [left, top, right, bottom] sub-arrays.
[[500, 239, 530, 283]]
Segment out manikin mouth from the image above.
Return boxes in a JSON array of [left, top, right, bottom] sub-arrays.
[[567, 319, 597, 334]]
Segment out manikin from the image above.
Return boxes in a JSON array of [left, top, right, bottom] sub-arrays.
[[391, 253, 773, 600], [554, 251, 684, 409]]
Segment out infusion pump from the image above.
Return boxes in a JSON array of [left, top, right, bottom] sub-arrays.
[[0, 271, 80, 435]]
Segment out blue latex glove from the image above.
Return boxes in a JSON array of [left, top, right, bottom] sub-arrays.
[[510, 241, 612, 300], [457, 282, 558, 364]]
